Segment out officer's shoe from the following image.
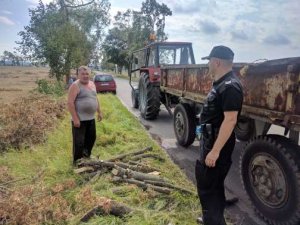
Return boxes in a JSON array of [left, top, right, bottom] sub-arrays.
[[196, 216, 203, 224]]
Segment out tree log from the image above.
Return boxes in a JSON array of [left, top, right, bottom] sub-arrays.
[[80, 200, 132, 222], [107, 147, 153, 162]]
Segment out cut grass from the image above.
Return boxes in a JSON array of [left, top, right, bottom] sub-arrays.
[[0, 94, 200, 225]]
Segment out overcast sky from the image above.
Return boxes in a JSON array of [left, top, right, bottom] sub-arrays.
[[0, 0, 299, 63]]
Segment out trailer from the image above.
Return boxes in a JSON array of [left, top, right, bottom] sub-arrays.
[[128, 42, 300, 225]]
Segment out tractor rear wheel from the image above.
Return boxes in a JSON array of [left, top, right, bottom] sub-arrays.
[[138, 73, 161, 120]]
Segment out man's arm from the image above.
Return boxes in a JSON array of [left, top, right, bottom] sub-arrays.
[[96, 97, 103, 121], [205, 111, 238, 167], [67, 83, 80, 127]]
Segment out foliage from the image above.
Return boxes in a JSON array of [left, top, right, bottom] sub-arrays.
[[0, 51, 25, 66], [17, 0, 110, 81], [102, 0, 172, 72], [0, 94, 200, 224], [0, 94, 65, 151], [35, 79, 65, 96]]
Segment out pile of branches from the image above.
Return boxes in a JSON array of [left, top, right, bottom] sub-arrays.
[[76, 147, 196, 222], [76, 147, 195, 196], [0, 94, 65, 151]]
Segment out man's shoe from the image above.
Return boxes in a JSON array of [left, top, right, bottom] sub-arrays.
[[196, 216, 203, 224], [225, 197, 239, 206]]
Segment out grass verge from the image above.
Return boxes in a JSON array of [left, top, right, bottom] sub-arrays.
[[0, 94, 200, 225]]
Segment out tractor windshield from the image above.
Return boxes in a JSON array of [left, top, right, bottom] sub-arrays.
[[158, 45, 193, 65]]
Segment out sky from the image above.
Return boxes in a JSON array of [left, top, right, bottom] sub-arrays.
[[0, 0, 299, 63]]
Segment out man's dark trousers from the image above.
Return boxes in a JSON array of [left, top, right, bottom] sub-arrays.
[[72, 119, 96, 163], [195, 136, 235, 225]]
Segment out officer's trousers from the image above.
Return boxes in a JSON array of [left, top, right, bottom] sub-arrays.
[[195, 127, 235, 225], [72, 119, 96, 163], [195, 160, 231, 225]]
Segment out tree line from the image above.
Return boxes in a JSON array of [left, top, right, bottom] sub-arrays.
[[1, 0, 172, 82]]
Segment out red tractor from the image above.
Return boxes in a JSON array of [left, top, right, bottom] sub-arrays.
[[129, 42, 196, 119]]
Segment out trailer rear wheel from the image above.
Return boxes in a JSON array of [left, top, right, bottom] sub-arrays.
[[138, 73, 160, 120], [173, 103, 196, 147], [240, 135, 300, 225], [131, 88, 139, 109]]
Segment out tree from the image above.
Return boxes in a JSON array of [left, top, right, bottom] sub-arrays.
[[0, 51, 23, 66], [140, 0, 172, 41], [17, 0, 110, 81], [102, 0, 172, 73]]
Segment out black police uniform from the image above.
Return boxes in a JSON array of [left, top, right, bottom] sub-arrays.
[[195, 71, 243, 225]]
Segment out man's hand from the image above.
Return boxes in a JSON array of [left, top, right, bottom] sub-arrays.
[[205, 150, 220, 167], [73, 118, 80, 128], [97, 112, 103, 122]]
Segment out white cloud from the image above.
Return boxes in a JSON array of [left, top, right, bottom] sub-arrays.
[[0, 16, 15, 26], [1, 10, 13, 15]]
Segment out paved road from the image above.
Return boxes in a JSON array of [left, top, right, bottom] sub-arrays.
[[115, 77, 269, 225]]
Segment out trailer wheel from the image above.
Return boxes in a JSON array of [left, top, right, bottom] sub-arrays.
[[138, 73, 160, 120], [131, 88, 139, 109], [240, 135, 300, 225], [173, 103, 196, 147], [235, 117, 255, 141]]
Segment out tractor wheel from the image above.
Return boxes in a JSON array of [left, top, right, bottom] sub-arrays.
[[131, 88, 139, 109], [173, 103, 196, 147], [138, 72, 161, 120], [235, 117, 255, 141], [240, 135, 300, 225]]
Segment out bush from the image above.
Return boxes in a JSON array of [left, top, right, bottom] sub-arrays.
[[35, 79, 65, 97], [0, 94, 66, 151]]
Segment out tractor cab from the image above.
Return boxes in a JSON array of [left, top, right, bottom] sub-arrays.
[[129, 42, 195, 119], [129, 42, 195, 79]]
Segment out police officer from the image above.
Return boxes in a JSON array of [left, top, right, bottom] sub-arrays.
[[195, 46, 243, 225]]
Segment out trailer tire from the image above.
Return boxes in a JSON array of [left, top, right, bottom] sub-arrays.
[[173, 103, 196, 147], [131, 88, 139, 109], [235, 117, 255, 141], [138, 73, 160, 120], [240, 135, 300, 225]]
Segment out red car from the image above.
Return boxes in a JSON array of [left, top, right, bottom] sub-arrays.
[[93, 74, 117, 94]]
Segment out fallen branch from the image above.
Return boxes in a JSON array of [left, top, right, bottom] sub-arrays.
[[131, 153, 165, 162], [112, 177, 171, 194], [128, 161, 160, 172], [80, 199, 132, 222], [107, 147, 153, 162], [74, 166, 94, 174], [115, 162, 158, 173], [144, 180, 196, 195], [112, 165, 166, 182]]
